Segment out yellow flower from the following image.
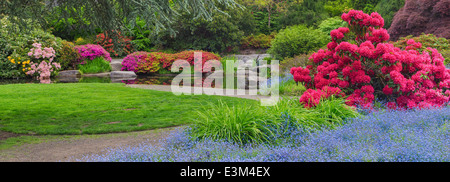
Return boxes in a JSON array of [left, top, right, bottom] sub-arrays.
[[22, 65, 25, 67], [22, 68, 25, 71], [18, 62, 21, 64], [28, 67, 31, 70], [7, 56, 11, 60], [11, 59, 14, 62]]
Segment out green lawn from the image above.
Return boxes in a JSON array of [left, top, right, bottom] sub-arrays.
[[0, 83, 257, 135]]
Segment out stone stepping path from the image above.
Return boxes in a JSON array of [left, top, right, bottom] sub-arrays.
[[110, 58, 124, 71]]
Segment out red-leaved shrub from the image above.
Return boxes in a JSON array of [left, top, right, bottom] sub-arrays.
[[95, 31, 134, 57], [291, 10, 450, 109]]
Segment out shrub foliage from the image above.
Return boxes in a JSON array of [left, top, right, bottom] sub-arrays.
[[268, 25, 328, 60], [121, 50, 221, 74]]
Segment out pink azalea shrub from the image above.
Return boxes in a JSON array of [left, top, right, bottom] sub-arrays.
[[121, 51, 148, 72], [26, 43, 61, 81], [291, 10, 450, 109], [27, 43, 56, 62], [121, 50, 221, 74], [121, 51, 161, 74], [74, 44, 112, 65]]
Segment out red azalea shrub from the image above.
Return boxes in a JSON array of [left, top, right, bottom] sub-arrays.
[[299, 86, 346, 108], [95, 31, 135, 57], [121, 50, 221, 74], [291, 10, 450, 109], [172, 50, 221, 72]]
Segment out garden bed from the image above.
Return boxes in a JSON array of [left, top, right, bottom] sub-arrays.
[[75, 107, 450, 162]]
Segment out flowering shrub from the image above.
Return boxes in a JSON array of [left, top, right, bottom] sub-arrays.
[[25, 43, 61, 81], [5, 54, 31, 78], [55, 40, 80, 70], [74, 44, 112, 66], [121, 51, 162, 74], [291, 10, 450, 109], [393, 33, 449, 52], [393, 33, 450, 66], [94, 31, 134, 57], [121, 50, 221, 74], [0, 16, 63, 78]]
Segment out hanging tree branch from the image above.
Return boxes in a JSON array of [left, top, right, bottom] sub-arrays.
[[0, 0, 241, 36]]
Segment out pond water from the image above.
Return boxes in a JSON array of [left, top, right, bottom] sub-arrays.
[[0, 75, 263, 89]]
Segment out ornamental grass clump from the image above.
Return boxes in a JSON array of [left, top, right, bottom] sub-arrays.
[[190, 100, 279, 145], [77, 57, 112, 74], [291, 10, 450, 110], [189, 97, 358, 145]]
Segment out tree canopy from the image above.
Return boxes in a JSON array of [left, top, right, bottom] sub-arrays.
[[0, 0, 241, 36]]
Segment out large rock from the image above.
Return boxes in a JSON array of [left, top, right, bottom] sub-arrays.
[[388, 0, 450, 41], [110, 62, 123, 71], [110, 71, 137, 78], [58, 70, 81, 77], [233, 54, 271, 63]]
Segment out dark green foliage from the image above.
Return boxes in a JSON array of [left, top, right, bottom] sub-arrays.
[[268, 25, 328, 60], [252, 9, 281, 35], [128, 17, 154, 52], [324, 0, 352, 17], [154, 6, 254, 53], [350, 0, 380, 13], [277, 0, 329, 28], [46, 6, 101, 41], [373, 0, 405, 29], [0, 0, 241, 39]]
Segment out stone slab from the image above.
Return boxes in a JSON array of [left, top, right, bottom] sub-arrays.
[[58, 70, 81, 77], [110, 71, 137, 78]]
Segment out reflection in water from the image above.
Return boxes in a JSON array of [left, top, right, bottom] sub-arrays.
[[122, 76, 238, 89], [40, 78, 51, 84], [0, 75, 246, 89]]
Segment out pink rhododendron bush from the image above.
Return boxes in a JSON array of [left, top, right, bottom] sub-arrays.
[[291, 10, 450, 109], [26, 43, 61, 82]]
